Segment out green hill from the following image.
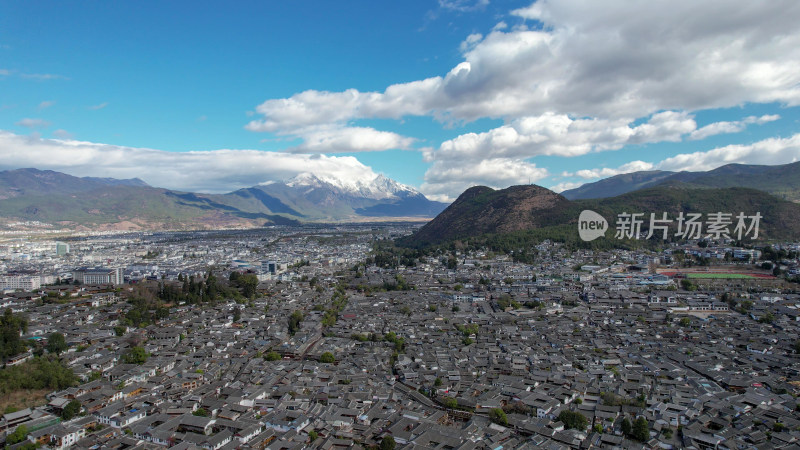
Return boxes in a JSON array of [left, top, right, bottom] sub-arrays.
[[561, 162, 800, 201], [400, 183, 800, 250]]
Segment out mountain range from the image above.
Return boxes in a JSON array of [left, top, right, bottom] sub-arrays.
[[0, 168, 448, 230], [402, 183, 800, 248], [561, 161, 800, 201]]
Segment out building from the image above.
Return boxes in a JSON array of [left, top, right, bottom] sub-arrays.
[[733, 248, 761, 260], [74, 267, 124, 285], [261, 260, 282, 274], [0, 275, 41, 291], [56, 242, 70, 256]]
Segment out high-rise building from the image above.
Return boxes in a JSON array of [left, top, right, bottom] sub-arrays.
[[56, 242, 70, 256]]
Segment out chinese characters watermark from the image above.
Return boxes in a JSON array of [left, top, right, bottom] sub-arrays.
[[578, 210, 762, 242]]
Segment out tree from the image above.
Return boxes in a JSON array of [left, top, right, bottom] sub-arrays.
[[114, 326, 126, 337], [192, 408, 208, 417], [61, 400, 82, 420], [621, 417, 632, 436], [0, 308, 27, 362], [380, 435, 396, 450], [309, 430, 319, 442], [434, 377, 442, 387], [122, 346, 149, 365], [46, 332, 68, 356], [442, 397, 458, 409], [288, 310, 303, 335], [632, 417, 649, 442], [264, 351, 281, 361], [558, 410, 588, 430], [319, 352, 335, 364], [232, 308, 241, 323], [489, 408, 508, 426], [7, 424, 28, 444], [233, 273, 259, 298]]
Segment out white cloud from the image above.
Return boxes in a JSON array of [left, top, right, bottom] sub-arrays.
[[460, 33, 483, 53], [0, 130, 390, 194], [420, 157, 548, 202], [89, 102, 108, 110], [38, 100, 55, 110], [289, 126, 415, 154], [51, 129, 73, 139], [658, 133, 800, 172], [427, 111, 696, 163], [689, 114, 780, 140], [438, 0, 489, 12], [250, 1, 800, 132], [15, 118, 51, 129], [550, 181, 584, 193], [492, 21, 508, 31], [19, 72, 66, 80], [570, 161, 655, 180]]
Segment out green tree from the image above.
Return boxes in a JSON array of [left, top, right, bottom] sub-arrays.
[[558, 410, 588, 430], [192, 408, 208, 417], [61, 400, 82, 420], [489, 408, 508, 426], [632, 417, 649, 442], [288, 310, 304, 335], [264, 351, 281, 361], [236, 273, 259, 298], [46, 332, 68, 356], [442, 397, 458, 409], [232, 308, 241, 323], [319, 352, 335, 364], [434, 377, 442, 387], [0, 308, 28, 361], [114, 326, 126, 337], [380, 435, 396, 450], [621, 417, 632, 436], [122, 346, 148, 365], [7, 424, 28, 444], [309, 430, 319, 442]]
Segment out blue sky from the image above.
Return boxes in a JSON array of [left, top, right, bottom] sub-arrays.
[[2, 0, 800, 201]]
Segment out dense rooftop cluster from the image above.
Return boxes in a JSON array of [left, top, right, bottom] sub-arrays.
[[1, 226, 800, 449]]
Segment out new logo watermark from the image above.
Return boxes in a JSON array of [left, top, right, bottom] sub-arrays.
[[578, 210, 608, 242], [578, 210, 762, 242]]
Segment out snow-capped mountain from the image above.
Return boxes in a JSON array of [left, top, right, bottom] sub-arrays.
[[284, 172, 417, 201], [226, 172, 448, 220]]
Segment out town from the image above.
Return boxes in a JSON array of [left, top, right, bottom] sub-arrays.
[[1, 225, 800, 449]]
